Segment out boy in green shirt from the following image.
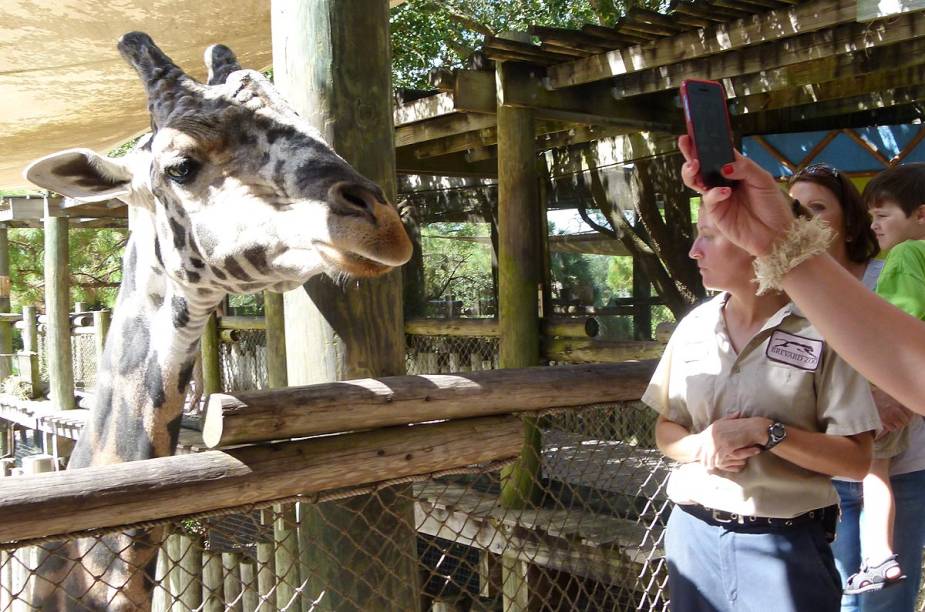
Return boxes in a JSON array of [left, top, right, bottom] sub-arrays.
[[845, 163, 925, 596]]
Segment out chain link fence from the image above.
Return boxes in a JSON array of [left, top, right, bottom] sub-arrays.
[[406, 334, 499, 375], [0, 400, 671, 611], [219, 330, 269, 393], [70, 332, 97, 390]]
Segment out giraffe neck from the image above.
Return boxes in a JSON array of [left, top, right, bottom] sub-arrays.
[[69, 218, 222, 468]]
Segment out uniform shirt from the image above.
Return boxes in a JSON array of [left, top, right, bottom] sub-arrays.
[[642, 293, 880, 518]]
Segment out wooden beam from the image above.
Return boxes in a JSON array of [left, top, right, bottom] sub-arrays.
[[0, 416, 523, 543], [612, 13, 925, 99], [202, 361, 655, 448], [393, 91, 457, 127], [395, 112, 497, 148], [404, 316, 591, 338], [743, 106, 925, 136], [498, 62, 676, 131], [542, 338, 665, 363], [396, 149, 498, 177], [730, 62, 925, 115], [737, 86, 925, 134], [548, 0, 859, 88]]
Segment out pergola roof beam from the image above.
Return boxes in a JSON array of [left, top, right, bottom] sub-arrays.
[[610, 12, 925, 99], [547, 0, 859, 89]]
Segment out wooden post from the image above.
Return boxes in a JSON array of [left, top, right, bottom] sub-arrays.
[[273, 503, 300, 609], [632, 257, 652, 341], [201, 313, 222, 395], [256, 510, 276, 610], [263, 291, 287, 389], [496, 62, 543, 511], [221, 553, 244, 612], [176, 532, 203, 611], [238, 558, 259, 611], [273, 1, 419, 610], [44, 207, 75, 409], [21, 306, 37, 354], [0, 226, 11, 381], [496, 59, 544, 612], [201, 550, 224, 612]]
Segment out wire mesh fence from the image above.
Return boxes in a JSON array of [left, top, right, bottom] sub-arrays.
[[0, 402, 671, 611], [70, 333, 97, 390], [406, 334, 499, 375], [219, 330, 269, 393]]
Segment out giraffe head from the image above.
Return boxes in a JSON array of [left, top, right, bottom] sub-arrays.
[[24, 32, 412, 294]]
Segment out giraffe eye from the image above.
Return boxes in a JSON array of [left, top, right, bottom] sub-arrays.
[[164, 159, 200, 183]]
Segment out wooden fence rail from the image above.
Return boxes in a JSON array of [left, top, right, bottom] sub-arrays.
[[0, 416, 522, 543], [203, 361, 656, 448]]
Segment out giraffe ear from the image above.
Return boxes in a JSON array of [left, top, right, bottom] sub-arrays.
[[24, 149, 132, 202]]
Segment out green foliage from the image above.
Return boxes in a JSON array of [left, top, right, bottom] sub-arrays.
[[421, 222, 494, 316], [9, 227, 127, 311], [228, 293, 264, 316], [390, 0, 665, 89]]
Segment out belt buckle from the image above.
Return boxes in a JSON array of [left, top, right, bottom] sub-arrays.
[[711, 509, 743, 524]]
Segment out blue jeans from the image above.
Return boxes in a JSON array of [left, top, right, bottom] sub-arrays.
[[665, 505, 842, 612], [832, 469, 925, 612]]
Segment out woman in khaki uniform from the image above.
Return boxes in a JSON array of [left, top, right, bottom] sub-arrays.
[[644, 204, 881, 612]]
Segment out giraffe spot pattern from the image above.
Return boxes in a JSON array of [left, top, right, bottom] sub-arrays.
[[177, 358, 195, 394], [171, 296, 189, 329], [143, 352, 166, 409], [209, 265, 227, 281], [168, 217, 186, 249], [118, 317, 150, 375], [243, 246, 270, 275], [224, 256, 252, 282]]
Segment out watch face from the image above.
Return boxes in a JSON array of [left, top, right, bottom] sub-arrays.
[[770, 423, 786, 439]]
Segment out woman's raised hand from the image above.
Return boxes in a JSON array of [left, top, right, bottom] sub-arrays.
[[679, 135, 794, 257]]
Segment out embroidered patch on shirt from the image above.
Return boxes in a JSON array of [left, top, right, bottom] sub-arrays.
[[766, 330, 823, 371]]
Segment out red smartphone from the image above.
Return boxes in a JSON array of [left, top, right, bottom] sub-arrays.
[[680, 79, 736, 188]]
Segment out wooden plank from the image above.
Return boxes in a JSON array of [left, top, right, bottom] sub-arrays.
[[396, 149, 499, 177], [611, 13, 925, 99], [549, 0, 857, 88], [737, 84, 925, 134], [542, 338, 665, 364], [732, 62, 925, 115], [413, 483, 658, 583], [0, 416, 523, 543], [395, 112, 497, 148], [393, 91, 457, 127], [498, 62, 675, 131], [203, 361, 655, 448], [451, 70, 496, 114]]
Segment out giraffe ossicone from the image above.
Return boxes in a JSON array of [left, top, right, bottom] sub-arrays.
[[22, 32, 410, 611]]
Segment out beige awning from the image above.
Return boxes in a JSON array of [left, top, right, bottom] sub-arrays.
[[0, 1, 274, 190]]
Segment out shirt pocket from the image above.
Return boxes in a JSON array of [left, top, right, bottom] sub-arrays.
[[756, 362, 817, 427]]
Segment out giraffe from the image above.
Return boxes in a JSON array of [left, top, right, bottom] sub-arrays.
[[21, 32, 411, 611]]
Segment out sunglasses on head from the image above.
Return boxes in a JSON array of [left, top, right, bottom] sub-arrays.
[[797, 163, 841, 180]]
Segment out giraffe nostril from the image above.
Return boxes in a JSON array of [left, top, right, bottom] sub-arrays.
[[329, 182, 378, 218]]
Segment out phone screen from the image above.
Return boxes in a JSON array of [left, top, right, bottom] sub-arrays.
[[681, 80, 735, 188]]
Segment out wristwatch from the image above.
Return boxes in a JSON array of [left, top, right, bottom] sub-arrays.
[[762, 421, 787, 451]]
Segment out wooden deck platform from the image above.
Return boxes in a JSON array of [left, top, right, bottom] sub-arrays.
[[414, 480, 664, 589], [0, 393, 206, 452]]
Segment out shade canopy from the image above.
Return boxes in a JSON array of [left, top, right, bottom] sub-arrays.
[[0, 1, 273, 190]]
